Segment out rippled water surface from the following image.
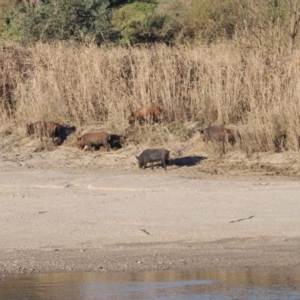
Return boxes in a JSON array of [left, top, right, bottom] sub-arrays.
[[1, 268, 300, 300]]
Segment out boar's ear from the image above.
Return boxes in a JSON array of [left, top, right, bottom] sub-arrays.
[[199, 129, 204, 134], [135, 156, 139, 160]]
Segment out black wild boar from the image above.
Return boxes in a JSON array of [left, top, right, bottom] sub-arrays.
[[136, 148, 170, 170], [77, 132, 111, 151]]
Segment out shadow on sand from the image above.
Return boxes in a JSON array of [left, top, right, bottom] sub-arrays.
[[168, 156, 207, 167]]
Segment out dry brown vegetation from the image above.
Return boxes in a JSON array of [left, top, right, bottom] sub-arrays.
[[1, 42, 300, 155]]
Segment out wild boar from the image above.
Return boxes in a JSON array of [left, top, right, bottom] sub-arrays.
[[54, 124, 76, 145], [136, 148, 170, 170], [77, 132, 111, 151], [197, 125, 236, 146], [46, 121, 61, 141], [128, 107, 162, 125], [26, 121, 61, 143]]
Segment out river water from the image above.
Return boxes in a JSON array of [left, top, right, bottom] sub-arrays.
[[1, 268, 300, 300]]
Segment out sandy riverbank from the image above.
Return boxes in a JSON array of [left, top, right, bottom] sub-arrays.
[[1, 164, 300, 276]]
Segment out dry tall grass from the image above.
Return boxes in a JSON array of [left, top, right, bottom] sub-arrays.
[[1, 42, 300, 153]]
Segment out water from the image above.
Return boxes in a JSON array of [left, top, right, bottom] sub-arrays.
[[1, 268, 300, 300]]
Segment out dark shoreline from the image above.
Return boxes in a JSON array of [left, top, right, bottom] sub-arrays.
[[1, 238, 299, 277]]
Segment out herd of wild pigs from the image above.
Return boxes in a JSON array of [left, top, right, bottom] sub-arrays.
[[26, 107, 238, 171]]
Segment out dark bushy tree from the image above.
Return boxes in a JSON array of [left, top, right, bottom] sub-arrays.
[[17, 0, 120, 44]]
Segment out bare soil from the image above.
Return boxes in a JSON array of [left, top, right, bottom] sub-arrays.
[[1, 125, 300, 277]]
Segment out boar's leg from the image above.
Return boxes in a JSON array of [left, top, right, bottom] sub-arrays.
[[83, 144, 90, 151], [105, 142, 111, 152], [162, 159, 167, 170], [143, 159, 148, 169]]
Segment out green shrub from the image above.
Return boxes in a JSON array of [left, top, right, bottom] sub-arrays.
[[112, 1, 158, 45]]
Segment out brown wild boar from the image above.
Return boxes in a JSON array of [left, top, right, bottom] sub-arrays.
[[136, 148, 170, 170], [128, 107, 162, 125], [26, 121, 61, 142], [77, 132, 111, 151], [46, 122, 61, 141], [197, 125, 236, 146]]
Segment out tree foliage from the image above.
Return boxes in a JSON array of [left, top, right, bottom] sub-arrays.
[[16, 0, 120, 44], [1, 0, 300, 51]]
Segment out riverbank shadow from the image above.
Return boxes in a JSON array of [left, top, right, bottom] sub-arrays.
[[168, 156, 207, 167]]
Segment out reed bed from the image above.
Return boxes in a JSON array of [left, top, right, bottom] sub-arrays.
[[1, 42, 300, 153]]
